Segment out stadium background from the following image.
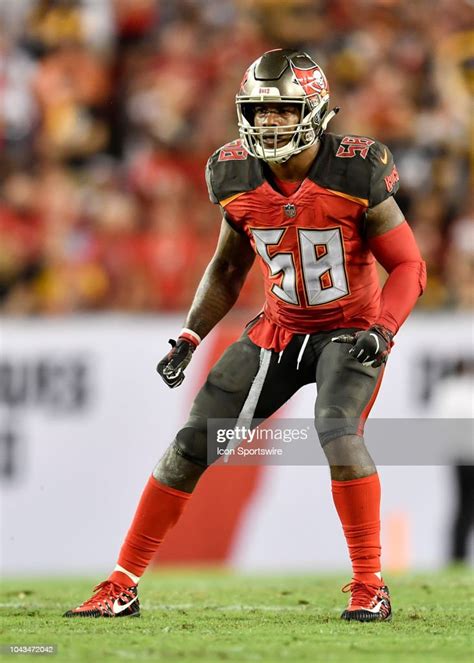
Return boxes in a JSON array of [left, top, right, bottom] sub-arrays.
[[0, 0, 472, 577]]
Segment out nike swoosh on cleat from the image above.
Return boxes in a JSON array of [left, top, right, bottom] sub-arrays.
[[364, 600, 385, 613], [113, 595, 138, 615], [380, 148, 388, 164]]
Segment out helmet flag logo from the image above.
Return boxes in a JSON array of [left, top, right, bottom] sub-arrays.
[[291, 65, 329, 100]]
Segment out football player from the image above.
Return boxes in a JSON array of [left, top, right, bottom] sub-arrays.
[[65, 49, 426, 621]]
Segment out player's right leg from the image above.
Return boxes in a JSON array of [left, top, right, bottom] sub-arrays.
[[63, 331, 310, 617]]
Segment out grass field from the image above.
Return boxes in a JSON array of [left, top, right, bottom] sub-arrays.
[[1, 568, 472, 663]]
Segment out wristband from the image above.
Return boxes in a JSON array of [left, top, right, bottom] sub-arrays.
[[178, 328, 201, 347]]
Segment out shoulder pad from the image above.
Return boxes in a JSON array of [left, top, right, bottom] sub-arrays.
[[205, 139, 264, 206], [366, 140, 400, 207], [311, 133, 399, 207]]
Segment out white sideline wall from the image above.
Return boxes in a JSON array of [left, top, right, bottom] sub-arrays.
[[0, 313, 473, 575]]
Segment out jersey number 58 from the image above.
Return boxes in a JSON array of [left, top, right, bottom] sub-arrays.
[[251, 227, 350, 306]]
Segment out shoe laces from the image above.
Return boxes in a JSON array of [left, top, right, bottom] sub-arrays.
[[79, 581, 133, 609], [342, 579, 383, 609]]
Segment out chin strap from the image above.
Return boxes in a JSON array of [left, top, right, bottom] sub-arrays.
[[319, 106, 340, 135]]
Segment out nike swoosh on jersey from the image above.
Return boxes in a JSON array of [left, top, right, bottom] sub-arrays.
[[113, 595, 138, 614], [380, 148, 388, 164]]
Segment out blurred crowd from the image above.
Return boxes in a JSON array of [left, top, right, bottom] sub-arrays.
[[0, 0, 472, 315]]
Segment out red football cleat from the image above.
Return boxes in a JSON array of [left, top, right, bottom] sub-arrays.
[[63, 581, 140, 618], [340, 579, 392, 622]]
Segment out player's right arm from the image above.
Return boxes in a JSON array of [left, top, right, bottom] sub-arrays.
[[157, 215, 255, 388], [184, 214, 255, 339]]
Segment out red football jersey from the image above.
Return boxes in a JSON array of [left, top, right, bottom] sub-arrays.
[[206, 133, 400, 351]]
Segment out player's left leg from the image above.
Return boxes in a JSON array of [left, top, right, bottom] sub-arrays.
[[314, 337, 391, 622]]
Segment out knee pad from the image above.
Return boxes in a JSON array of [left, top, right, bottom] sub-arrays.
[[314, 404, 361, 447], [173, 425, 210, 467]]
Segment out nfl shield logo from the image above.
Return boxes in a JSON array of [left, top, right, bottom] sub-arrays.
[[283, 203, 297, 218]]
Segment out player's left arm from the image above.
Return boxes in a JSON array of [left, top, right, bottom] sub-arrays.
[[333, 160, 426, 367], [365, 195, 427, 335]]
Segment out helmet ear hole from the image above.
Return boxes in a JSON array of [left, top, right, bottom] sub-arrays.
[[304, 129, 315, 144]]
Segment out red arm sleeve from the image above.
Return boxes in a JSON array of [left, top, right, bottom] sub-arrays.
[[368, 221, 427, 335]]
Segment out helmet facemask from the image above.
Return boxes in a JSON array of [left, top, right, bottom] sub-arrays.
[[236, 50, 337, 164], [237, 96, 330, 163]]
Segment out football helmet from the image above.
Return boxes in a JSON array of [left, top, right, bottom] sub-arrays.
[[236, 49, 338, 163]]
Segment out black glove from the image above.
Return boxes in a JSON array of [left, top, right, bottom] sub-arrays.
[[331, 325, 394, 368], [157, 338, 195, 388]]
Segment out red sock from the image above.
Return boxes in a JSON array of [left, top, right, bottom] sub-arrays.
[[331, 473, 382, 585], [108, 475, 191, 586]]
